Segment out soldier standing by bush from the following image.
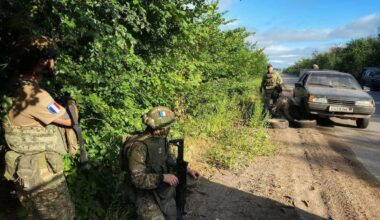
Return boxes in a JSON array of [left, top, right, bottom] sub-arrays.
[[260, 64, 284, 114], [121, 106, 200, 220], [2, 37, 75, 219]]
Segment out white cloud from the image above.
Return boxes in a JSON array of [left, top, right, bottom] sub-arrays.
[[266, 46, 330, 68], [255, 14, 380, 45], [216, 0, 240, 11], [276, 54, 300, 58], [330, 14, 380, 39], [265, 45, 291, 54], [270, 60, 287, 64], [247, 14, 380, 68]]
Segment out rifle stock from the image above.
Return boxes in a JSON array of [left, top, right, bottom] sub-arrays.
[[66, 103, 89, 167], [169, 139, 188, 220]]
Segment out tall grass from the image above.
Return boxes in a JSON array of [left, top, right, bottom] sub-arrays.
[[182, 78, 275, 170]]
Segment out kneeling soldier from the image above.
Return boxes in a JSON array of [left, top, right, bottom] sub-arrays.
[[121, 106, 199, 220]]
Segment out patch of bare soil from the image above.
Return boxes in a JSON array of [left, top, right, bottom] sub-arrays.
[[185, 127, 380, 220]]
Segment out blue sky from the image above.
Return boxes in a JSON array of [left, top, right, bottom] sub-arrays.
[[218, 0, 380, 68]]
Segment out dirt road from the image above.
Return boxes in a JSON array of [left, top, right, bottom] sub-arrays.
[[283, 74, 380, 179], [186, 127, 380, 220], [330, 90, 380, 179], [186, 74, 380, 219]]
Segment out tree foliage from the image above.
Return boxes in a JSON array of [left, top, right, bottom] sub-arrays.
[[284, 35, 380, 78], [0, 0, 267, 218]]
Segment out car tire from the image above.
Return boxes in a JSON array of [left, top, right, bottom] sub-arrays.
[[356, 118, 369, 129], [269, 118, 289, 129], [294, 119, 317, 128]]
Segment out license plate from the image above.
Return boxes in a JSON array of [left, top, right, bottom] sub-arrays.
[[329, 106, 353, 113]]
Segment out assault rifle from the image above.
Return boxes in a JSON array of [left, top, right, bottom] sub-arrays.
[[66, 100, 89, 168], [169, 139, 188, 220]]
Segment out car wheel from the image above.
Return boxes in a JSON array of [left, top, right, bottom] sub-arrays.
[[356, 118, 370, 129], [268, 118, 289, 129], [294, 119, 317, 128]]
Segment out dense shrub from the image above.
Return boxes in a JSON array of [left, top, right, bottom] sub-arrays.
[[0, 0, 268, 218]]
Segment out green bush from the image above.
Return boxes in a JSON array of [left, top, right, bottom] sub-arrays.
[[0, 0, 269, 218]]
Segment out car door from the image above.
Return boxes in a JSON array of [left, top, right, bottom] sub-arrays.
[[294, 73, 310, 104], [368, 72, 375, 86], [361, 71, 369, 85]]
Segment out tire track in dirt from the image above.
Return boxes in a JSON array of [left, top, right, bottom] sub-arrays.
[[186, 127, 380, 220], [298, 128, 380, 220], [186, 128, 328, 220]]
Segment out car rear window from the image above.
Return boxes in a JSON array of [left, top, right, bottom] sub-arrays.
[[306, 73, 362, 90]]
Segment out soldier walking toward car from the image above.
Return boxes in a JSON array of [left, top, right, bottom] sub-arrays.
[[2, 37, 75, 219], [260, 64, 284, 114], [121, 106, 200, 220]]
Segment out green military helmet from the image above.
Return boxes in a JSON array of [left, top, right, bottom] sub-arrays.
[[143, 106, 175, 129]]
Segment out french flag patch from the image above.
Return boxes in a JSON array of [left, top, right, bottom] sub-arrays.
[[47, 102, 61, 114], [159, 111, 166, 118]]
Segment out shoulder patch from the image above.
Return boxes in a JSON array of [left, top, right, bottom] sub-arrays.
[[47, 102, 61, 114]]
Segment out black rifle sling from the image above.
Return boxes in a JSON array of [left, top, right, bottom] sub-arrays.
[[67, 103, 88, 164]]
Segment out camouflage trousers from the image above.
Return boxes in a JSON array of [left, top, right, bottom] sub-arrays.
[[264, 89, 275, 113], [135, 192, 176, 220], [17, 174, 75, 220]]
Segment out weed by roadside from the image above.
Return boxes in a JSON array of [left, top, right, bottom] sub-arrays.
[[181, 78, 275, 171]]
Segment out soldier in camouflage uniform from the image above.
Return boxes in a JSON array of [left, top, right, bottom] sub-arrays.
[[2, 37, 75, 219], [121, 106, 200, 220], [260, 64, 284, 114]]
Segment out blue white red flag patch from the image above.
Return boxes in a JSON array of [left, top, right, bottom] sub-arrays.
[[47, 102, 61, 114], [159, 111, 166, 118]]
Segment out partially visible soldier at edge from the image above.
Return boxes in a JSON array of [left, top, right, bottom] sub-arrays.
[[2, 37, 75, 219], [260, 64, 284, 114], [121, 106, 200, 220]]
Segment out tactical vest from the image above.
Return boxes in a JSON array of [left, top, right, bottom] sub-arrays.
[[3, 116, 67, 191], [264, 73, 277, 90], [121, 134, 176, 214], [3, 116, 67, 155], [122, 134, 171, 176]]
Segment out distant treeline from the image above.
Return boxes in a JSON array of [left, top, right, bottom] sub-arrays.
[[284, 32, 380, 78]]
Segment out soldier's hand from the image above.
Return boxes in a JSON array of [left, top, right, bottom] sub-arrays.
[[66, 99, 76, 106], [187, 168, 200, 180], [163, 174, 179, 186]]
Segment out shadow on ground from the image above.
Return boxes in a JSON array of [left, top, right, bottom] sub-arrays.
[[185, 178, 326, 220]]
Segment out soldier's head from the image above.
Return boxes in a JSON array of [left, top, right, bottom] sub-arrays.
[[143, 106, 175, 136], [312, 64, 319, 70], [17, 36, 59, 80], [267, 64, 273, 73]]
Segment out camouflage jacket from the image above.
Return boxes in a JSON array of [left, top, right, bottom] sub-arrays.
[[261, 71, 283, 90], [126, 135, 176, 190]]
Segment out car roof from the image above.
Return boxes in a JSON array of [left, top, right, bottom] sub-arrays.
[[306, 70, 351, 76], [364, 67, 380, 71]]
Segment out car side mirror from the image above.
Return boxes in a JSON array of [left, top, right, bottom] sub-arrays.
[[362, 86, 370, 92], [295, 82, 303, 88]]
